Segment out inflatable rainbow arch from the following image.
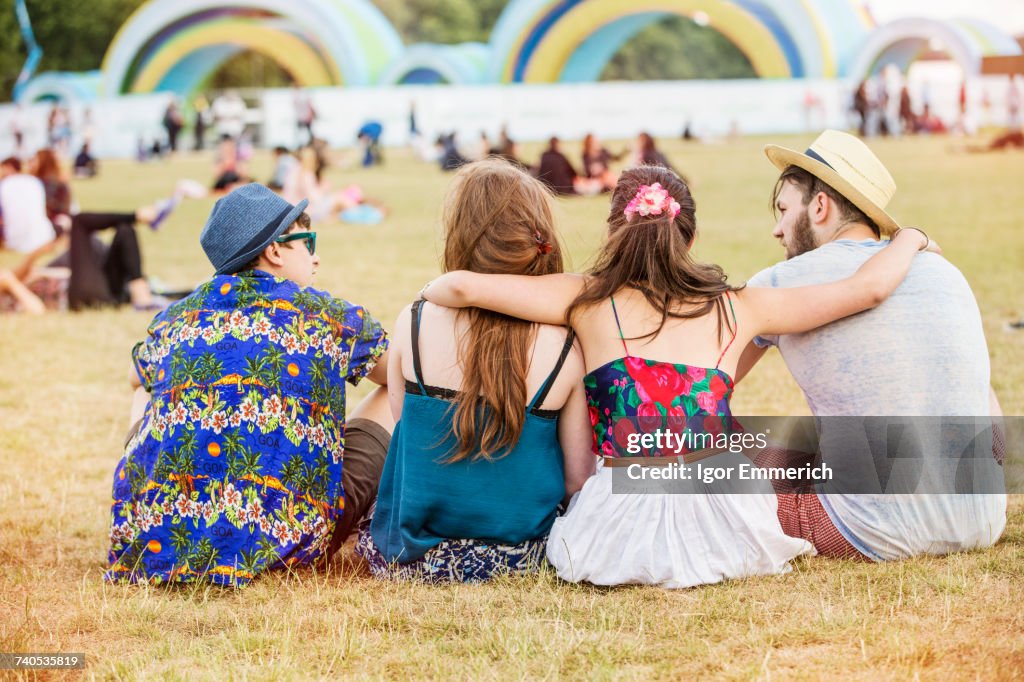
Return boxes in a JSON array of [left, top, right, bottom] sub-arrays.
[[16, 0, 1022, 102]]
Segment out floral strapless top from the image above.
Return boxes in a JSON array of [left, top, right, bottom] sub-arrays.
[[584, 356, 736, 458]]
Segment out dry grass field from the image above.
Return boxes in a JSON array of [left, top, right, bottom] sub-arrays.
[[0, 133, 1022, 680]]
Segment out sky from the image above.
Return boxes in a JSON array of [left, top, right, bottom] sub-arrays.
[[866, 0, 1024, 35]]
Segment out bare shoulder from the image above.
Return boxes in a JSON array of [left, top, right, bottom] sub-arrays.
[[534, 322, 575, 347], [390, 303, 415, 349], [534, 323, 585, 380], [393, 302, 413, 330]]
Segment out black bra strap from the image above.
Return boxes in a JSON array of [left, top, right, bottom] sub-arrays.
[[410, 299, 426, 392], [528, 329, 576, 410]]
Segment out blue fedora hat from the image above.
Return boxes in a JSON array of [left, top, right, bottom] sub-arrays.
[[200, 183, 309, 275]]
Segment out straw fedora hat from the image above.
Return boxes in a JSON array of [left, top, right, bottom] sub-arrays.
[[764, 129, 900, 235]]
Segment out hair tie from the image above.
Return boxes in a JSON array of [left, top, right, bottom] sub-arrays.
[[534, 230, 553, 255], [624, 182, 681, 223]]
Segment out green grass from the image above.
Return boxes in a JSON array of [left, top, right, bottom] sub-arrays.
[[1, 135, 1022, 679]]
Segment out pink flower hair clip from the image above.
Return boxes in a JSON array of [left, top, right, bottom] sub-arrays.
[[624, 182, 681, 223]]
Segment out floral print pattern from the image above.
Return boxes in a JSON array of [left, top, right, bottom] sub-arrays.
[[355, 517, 547, 584], [106, 269, 388, 586], [585, 356, 736, 458]]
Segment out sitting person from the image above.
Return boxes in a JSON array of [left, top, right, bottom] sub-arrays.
[[535, 137, 582, 196], [282, 147, 385, 225], [30, 148, 72, 233], [3, 202, 170, 312], [581, 133, 623, 192], [916, 105, 947, 134], [356, 158, 594, 583], [212, 135, 248, 192], [632, 132, 679, 177], [105, 184, 392, 586], [1, 155, 173, 311], [738, 130, 1006, 560], [74, 143, 98, 178], [490, 127, 528, 171], [421, 165, 933, 588], [0, 268, 51, 314], [267, 146, 296, 190], [0, 156, 56, 253], [436, 133, 468, 172]]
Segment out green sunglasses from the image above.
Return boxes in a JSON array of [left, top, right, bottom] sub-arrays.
[[275, 231, 317, 255]]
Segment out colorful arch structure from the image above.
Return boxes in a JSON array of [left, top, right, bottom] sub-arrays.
[[844, 17, 1024, 83], [100, 0, 403, 96], [487, 0, 874, 82], [16, 71, 102, 103], [13, 0, 1024, 104], [376, 43, 491, 86]]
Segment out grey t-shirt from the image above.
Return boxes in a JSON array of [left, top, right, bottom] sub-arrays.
[[749, 240, 1006, 560]]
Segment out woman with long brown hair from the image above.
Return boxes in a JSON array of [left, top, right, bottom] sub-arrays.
[[355, 158, 594, 582], [581, 132, 623, 192], [28, 148, 71, 227], [419, 165, 934, 588]]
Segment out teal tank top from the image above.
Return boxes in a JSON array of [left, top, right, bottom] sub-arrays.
[[370, 300, 574, 563]]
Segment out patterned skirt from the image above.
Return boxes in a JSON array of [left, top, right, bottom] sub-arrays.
[[0, 275, 67, 312], [354, 522, 547, 584]]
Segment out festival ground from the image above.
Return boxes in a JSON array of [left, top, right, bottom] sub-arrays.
[[1, 134, 1021, 678]]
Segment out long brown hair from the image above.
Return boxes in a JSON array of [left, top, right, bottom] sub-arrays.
[[32, 148, 62, 182], [567, 165, 741, 341], [441, 158, 564, 462]]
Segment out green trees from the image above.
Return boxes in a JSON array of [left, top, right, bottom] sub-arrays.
[[0, 0, 144, 99], [602, 15, 755, 81], [0, 1, 757, 100], [374, 0, 507, 44]]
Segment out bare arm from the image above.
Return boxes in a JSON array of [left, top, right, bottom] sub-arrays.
[[129, 386, 150, 425], [387, 305, 412, 421], [366, 348, 389, 386], [741, 228, 930, 337], [990, 386, 1003, 418], [0, 270, 45, 315], [129, 358, 143, 389], [421, 272, 587, 326], [734, 341, 768, 384], [558, 369, 597, 499], [12, 235, 66, 282]]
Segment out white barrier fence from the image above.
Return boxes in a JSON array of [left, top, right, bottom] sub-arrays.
[[0, 73, 1016, 159]]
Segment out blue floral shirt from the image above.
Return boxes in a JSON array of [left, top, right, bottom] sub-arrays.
[[106, 269, 388, 586]]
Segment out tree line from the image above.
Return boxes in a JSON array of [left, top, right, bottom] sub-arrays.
[[0, 0, 754, 101]]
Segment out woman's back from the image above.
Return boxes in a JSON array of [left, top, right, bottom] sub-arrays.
[[573, 287, 740, 378], [364, 300, 591, 573], [415, 163, 931, 587], [359, 156, 595, 582], [405, 300, 582, 410], [573, 288, 739, 459]]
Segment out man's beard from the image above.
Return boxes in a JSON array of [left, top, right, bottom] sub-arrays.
[[786, 210, 817, 259]]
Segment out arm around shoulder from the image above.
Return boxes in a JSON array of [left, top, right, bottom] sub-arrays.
[[741, 228, 929, 338], [422, 271, 587, 326], [556, 342, 597, 498]]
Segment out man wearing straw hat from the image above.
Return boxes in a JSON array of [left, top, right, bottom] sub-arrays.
[[739, 130, 1006, 562], [107, 184, 393, 585]]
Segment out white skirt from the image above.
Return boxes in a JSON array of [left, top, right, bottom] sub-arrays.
[[546, 464, 815, 589]]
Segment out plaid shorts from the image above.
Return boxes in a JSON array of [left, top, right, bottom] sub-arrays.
[[752, 446, 865, 560], [775, 493, 865, 560]]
